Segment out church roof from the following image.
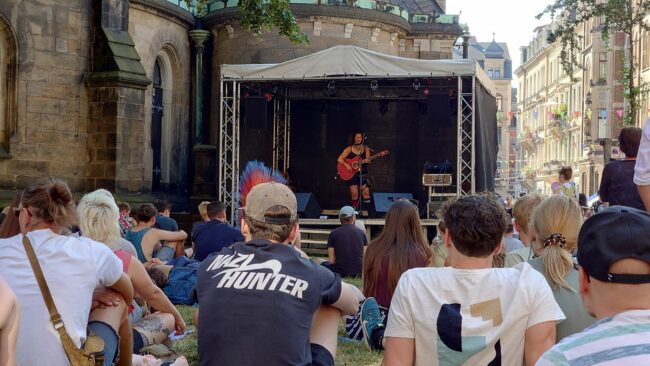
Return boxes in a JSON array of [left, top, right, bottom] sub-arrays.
[[484, 40, 504, 57], [453, 40, 511, 61]]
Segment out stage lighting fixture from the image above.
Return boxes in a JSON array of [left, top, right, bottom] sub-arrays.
[[413, 79, 421, 91], [370, 80, 379, 92]]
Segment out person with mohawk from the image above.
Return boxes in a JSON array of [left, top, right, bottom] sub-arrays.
[[194, 162, 360, 366]]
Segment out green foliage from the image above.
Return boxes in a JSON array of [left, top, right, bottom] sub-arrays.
[[186, 0, 309, 44], [621, 59, 650, 126], [537, 0, 650, 125]]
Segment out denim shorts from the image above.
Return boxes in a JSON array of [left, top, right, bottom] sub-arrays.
[[155, 245, 175, 263], [129, 301, 145, 323], [88, 320, 119, 366]]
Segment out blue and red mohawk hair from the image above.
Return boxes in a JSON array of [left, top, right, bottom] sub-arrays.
[[238, 160, 287, 209]]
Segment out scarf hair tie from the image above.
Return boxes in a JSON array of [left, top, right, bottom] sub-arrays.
[[543, 233, 567, 249]]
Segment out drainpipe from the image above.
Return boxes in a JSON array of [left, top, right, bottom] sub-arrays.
[[189, 28, 211, 145], [462, 33, 471, 59]]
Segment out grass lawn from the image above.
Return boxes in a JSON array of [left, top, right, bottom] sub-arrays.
[[172, 277, 382, 366]]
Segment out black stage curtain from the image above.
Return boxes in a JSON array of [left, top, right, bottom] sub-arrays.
[[475, 82, 498, 192]]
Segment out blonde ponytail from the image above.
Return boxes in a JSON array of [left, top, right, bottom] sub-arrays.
[[542, 244, 575, 291], [532, 195, 582, 291]]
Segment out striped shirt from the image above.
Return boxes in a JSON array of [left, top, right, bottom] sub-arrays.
[[537, 309, 650, 366]]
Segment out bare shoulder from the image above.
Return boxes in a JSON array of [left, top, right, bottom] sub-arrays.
[[0, 277, 16, 326]]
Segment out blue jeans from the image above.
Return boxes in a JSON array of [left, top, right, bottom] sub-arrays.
[[88, 320, 119, 366]]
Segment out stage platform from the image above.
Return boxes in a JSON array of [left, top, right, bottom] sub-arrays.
[[298, 217, 440, 257]]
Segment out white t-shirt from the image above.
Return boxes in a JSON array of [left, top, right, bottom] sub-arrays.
[[0, 229, 122, 366], [385, 263, 565, 366]]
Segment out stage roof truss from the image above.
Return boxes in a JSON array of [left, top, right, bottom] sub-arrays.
[[219, 79, 241, 224], [218, 46, 493, 224], [457, 76, 476, 196]]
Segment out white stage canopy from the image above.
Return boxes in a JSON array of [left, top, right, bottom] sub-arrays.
[[220, 45, 495, 95]]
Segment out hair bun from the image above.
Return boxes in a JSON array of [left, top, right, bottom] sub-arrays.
[[48, 181, 72, 205], [543, 233, 567, 249]]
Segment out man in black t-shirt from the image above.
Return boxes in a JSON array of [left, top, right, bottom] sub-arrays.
[[324, 206, 367, 277], [192, 201, 244, 262], [195, 182, 359, 366]]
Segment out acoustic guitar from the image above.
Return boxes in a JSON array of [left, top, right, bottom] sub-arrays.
[[337, 149, 390, 181]]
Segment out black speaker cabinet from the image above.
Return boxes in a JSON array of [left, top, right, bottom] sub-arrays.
[[373, 192, 414, 214], [295, 193, 322, 219]]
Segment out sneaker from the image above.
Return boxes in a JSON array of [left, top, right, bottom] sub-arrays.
[[360, 297, 384, 350]]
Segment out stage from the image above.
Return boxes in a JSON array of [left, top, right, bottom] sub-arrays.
[[298, 218, 441, 256], [218, 45, 498, 223]]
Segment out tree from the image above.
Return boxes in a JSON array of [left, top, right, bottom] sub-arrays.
[[187, 0, 309, 44], [538, 0, 650, 125]]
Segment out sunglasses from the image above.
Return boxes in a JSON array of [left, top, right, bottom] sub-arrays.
[[13, 205, 29, 218]]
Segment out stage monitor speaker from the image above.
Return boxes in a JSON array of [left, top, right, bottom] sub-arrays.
[[244, 96, 268, 130], [295, 193, 322, 219], [427, 93, 450, 125], [373, 192, 414, 214]]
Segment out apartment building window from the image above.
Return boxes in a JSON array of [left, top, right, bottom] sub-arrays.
[[495, 68, 501, 78], [598, 108, 607, 139], [496, 95, 503, 111], [488, 67, 493, 78], [599, 52, 607, 81]]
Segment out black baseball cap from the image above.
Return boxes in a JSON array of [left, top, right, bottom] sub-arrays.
[[578, 206, 650, 284]]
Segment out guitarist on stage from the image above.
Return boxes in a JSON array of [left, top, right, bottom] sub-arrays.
[[338, 132, 372, 209]]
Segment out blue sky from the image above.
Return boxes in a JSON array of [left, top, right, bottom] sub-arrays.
[[446, 0, 553, 75]]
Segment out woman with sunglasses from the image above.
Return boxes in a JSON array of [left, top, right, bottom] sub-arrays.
[[78, 189, 186, 356], [0, 178, 133, 366]]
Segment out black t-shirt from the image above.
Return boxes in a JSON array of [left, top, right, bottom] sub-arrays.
[[196, 239, 342, 366], [192, 220, 245, 262], [599, 160, 645, 210], [327, 224, 367, 277]]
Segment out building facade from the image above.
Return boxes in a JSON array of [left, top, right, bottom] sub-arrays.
[[0, 0, 462, 200], [515, 19, 625, 197], [454, 36, 514, 198]]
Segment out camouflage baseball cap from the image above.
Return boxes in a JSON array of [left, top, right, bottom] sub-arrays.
[[244, 182, 297, 224]]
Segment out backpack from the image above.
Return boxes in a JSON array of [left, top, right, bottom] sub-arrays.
[[164, 256, 200, 305]]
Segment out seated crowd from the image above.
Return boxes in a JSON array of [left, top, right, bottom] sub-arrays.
[[2, 152, 650, 366]]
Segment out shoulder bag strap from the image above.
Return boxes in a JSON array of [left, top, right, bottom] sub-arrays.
[[22, 235, 73, 342]]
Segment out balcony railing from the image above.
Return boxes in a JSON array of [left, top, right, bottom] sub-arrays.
[[199, 0, 460, 24], [164, 0, 194, 12]]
